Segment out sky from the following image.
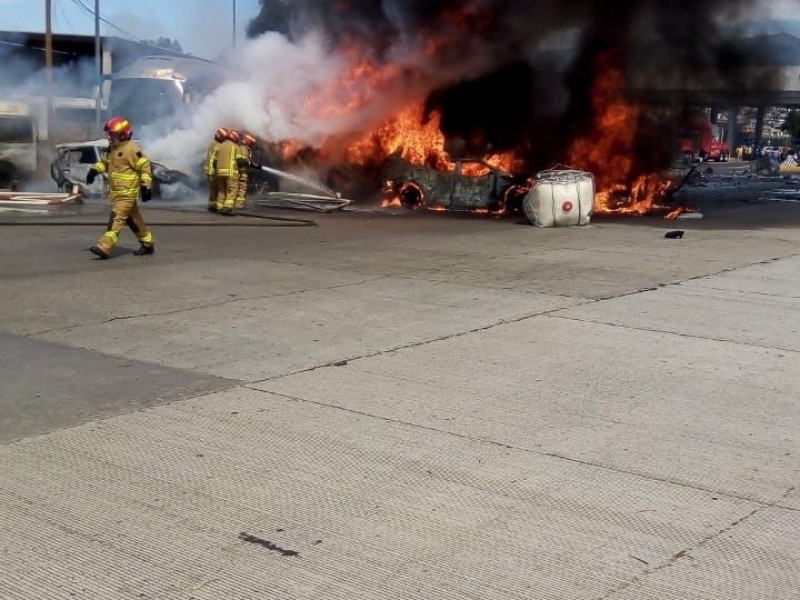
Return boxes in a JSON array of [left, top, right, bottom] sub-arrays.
[[2, 0, 799, 58], [0, 0, 262, 59]]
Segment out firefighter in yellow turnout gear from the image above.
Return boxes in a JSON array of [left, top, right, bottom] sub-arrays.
[[88, 116, 154, 259], [205, 127, 228, 213], [216, 129, 243, 215], [236, 132, 258, 209]]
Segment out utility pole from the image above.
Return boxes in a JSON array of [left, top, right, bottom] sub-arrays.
[[232, 0, 237, 47], [94, 0, 101, 134], [45, 0, 53, 142]]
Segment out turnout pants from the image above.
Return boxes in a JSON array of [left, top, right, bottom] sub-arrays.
[[207, 175, 219, 210], [235, 171, 249, 209], [96, 197, 153, 253], [216, 176, 240, 211]]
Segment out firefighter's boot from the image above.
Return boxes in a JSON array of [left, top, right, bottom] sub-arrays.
[[133, 244, 155, 256], [89, 246, 111, 260]]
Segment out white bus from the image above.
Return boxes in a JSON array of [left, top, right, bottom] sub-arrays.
[[104, 55, 225, 130], [0, 100, 38, 189]]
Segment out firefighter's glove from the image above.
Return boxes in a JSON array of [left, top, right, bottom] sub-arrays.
[[86, 168, 99, 185], [140, 186, 152, 202], [249, 160, 263, 170]]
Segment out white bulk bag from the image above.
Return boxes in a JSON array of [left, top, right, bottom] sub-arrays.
[[523, 169, 595, 227]]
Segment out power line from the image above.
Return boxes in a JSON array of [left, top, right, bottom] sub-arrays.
[[0, 39, 76, 56], [65, 0, 193, 56], [56, 0, 78, 34], [68, 0, 147, 42]]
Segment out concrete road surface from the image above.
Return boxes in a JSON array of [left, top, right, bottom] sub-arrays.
[[1, 182, 798, 599]]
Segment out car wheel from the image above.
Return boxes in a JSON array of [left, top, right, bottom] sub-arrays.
[[399, 182, 425, 209]]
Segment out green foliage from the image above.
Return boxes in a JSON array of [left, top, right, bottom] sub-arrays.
[[781, 110, 800, 142], [144, 38, 184, 53]]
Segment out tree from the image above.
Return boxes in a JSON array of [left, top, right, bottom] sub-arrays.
[[143, 37, 184, 53], [781, 110, 800, 144], [247, 0, 291, 39]]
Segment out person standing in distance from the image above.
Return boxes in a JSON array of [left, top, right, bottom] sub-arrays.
[[235, 132, 258, 210], [87, 116, 154, 259], [216, 129, 242, 215], [205, 127, 228, 213]]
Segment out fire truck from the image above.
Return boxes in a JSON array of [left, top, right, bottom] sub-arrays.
[[678, 119, 730, 162], [0, 100, 38, 189]]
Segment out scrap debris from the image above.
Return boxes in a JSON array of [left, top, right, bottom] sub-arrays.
[[254, 165, 353, 212], [0, 188, 82, 209], [758, 188, 800, 203], [239, 532, 300, 557]]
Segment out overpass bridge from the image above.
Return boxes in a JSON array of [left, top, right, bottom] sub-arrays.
[[628, 32, 800, 147]]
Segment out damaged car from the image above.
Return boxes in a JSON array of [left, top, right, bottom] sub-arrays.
[[380, 155, 530, 212], [50, 139, 189, 198]]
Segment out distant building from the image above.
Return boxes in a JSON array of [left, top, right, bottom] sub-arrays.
[[0, 30, 190, 142], [628, 32, 800, 108]]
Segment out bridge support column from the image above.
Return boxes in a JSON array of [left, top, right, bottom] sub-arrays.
[[755, 105, 766, 147], [727, 107, 738, 153]]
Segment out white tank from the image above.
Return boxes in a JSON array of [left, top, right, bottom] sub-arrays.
[[523, 169, 595, 227]]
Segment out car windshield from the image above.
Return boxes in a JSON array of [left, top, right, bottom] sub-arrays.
[[0, 116, 34, 143]]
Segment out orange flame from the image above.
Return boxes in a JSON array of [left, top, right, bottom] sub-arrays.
[[304, 49, 405, 120], [278, 139, 304, 162], [343, 100, 523, 180], [346, 102, 451, 170], [567, 56, 672, 214]]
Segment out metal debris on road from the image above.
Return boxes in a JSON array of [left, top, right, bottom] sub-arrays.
[[239, 532, 300, 557], [254, 165, 354, 212], [0, 188, 82, 208]]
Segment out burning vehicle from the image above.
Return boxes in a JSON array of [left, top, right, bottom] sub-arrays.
[[135, 0, 768, 221], [380, 155, 531, 212]]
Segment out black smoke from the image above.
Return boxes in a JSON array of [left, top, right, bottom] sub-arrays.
[[248, 1, 756, 172]]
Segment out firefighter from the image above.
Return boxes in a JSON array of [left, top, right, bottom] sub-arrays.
[[205, 127, 228, 213], [235, 132, 258, 210], [87, 116, 154, 259], [216, 129, 243, 215]]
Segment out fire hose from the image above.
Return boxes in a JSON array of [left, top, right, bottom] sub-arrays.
[[0, 189, 318, 227], [0, 209, 319, 227], [251, 164, 354, 213], [0, 162, 356, 226]]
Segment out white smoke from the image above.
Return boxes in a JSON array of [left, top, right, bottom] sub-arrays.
[[142, 25, 513, 173], [0, 42, 101, 191], [0, 45, 97, 104]]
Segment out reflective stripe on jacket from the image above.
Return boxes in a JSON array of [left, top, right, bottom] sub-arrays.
[[215, 140, 240, 178], [205, 141, 219, 176], [238, 145, 251, 180], [95, 140, 152, 200]]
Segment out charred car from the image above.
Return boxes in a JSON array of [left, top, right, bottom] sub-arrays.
[[50, 139, 188, 198], [380, 155, 530, 213]]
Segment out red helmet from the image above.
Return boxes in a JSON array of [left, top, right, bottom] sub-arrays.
[[242, 132, 257, 148], [104, 116, 132, 140], [214, 127, 229, 143], [227, 129, 240, 144]]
